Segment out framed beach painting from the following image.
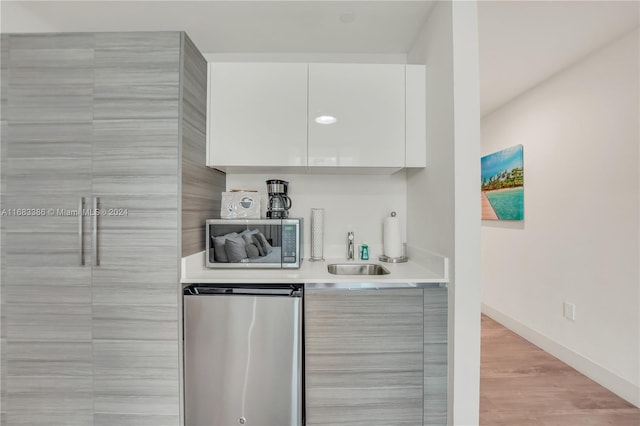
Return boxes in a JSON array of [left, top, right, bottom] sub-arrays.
[[481, 145, 524, 220]]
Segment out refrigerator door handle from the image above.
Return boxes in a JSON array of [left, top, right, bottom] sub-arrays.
[[183, 284, 303, 297], [92, 196, 99, 266], [78, 197, 85, 266]]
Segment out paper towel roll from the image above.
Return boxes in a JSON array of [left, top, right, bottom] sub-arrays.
[[383, 214, 402, 258]]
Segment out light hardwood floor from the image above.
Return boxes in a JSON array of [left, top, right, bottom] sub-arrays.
[[480, 314, 640, 426]]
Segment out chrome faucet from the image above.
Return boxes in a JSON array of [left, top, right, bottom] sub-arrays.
[[347, 232, 355, 260]]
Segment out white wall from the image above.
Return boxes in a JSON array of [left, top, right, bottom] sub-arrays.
[[407, 1, 482, 424], [481, 29, 640, 406], [0, 2, 58, 32], [225, 172, 407, 259]]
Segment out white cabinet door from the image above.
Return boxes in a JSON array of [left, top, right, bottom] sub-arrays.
[[207, 63, 308, 169], [308, 64, 405, 168]]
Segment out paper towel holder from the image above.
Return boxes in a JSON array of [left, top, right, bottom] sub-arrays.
[[381, 212, 408, 263]]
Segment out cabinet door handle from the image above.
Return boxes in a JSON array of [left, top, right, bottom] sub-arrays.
[[78, 197, 85, 266], [92, 196, 100, 266]]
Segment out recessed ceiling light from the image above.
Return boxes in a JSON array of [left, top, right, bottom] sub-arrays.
[[314, 115, 337, 125], [340, 12, 356, 24]]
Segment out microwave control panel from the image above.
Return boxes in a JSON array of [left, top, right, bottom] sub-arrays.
[[282, 224, 298, 264]]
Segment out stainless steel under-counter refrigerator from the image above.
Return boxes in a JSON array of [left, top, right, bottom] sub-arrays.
[[183, 284, 303, 426]]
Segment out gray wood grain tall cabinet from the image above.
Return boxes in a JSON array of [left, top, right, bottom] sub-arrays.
[[0, 32, 224, 426]]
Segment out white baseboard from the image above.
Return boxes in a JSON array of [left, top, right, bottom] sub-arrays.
[[482, 303, 640, 408]]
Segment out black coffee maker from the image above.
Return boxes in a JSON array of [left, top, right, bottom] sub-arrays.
[[266, 179, 292, 219]]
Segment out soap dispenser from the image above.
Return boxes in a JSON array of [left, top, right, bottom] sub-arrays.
[[360, 243, 369, 261]]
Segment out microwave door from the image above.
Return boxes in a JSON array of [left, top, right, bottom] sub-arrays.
[[206, 220, 286, 268]]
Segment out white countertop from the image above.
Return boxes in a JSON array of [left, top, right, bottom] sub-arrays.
[[181, 251, 448, 284]]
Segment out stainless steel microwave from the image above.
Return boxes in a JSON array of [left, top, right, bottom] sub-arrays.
[[206, 218, 303, 269]]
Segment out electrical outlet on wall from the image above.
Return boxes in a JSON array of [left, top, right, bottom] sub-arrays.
[[563, 302, 576, 321]]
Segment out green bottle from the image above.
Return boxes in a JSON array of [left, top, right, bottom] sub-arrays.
[[360, 243, 369, 261]]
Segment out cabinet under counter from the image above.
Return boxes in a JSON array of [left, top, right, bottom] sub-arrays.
[[304, 283, 448, 426]]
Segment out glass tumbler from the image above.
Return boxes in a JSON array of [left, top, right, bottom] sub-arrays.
[[310, 208, 324, 261]]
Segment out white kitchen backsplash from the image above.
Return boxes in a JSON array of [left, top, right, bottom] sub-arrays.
[[225, 171, 408, 259]]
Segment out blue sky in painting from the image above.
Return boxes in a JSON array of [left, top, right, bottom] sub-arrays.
[[481, 145, 523, 182]]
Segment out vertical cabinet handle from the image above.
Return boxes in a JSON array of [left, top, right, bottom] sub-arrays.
[[78, 197, 85, 266], [93, 196, 100, 266]]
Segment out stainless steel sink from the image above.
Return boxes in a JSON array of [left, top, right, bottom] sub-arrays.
[[327, 263, 390, 276]]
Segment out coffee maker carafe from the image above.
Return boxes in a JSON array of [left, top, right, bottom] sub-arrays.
[[266, 179, 292, 219]]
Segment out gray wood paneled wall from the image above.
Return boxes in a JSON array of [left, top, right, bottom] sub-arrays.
[[180, 33, 225, 257], [0, 31, 223, 426]]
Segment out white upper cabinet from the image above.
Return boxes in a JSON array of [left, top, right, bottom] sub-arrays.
[[207, 63, 308, 170], [405, 65, 427, 168], [308, 64, 405, 169], [206, 62, 426, 172]]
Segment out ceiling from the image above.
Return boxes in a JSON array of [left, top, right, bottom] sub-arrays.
[[0, 1, 435, 54], [478, 1, 639, 116], [1, 1, 638, 115]]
